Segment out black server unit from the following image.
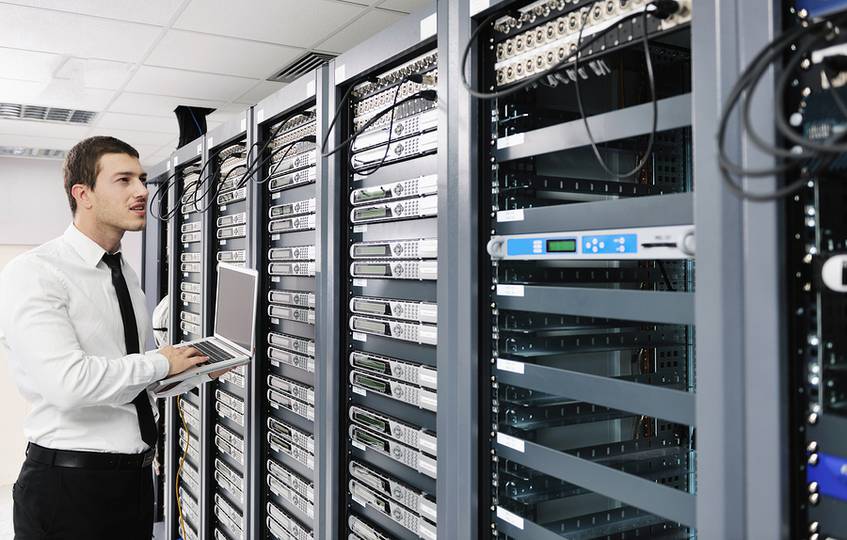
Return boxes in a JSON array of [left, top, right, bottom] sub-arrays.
[[257, 105, 320, 540], [208, 137, 250, 540], [784, 1, 847, 537], [337, 46, 440, 540], [171, 156, 206, 540], [472, 1, 697, 538]]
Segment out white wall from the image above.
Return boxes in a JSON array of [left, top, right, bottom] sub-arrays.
[[0, 156, 150, 482], [0, 156, 143, 272], [0, 245, 34, 484]]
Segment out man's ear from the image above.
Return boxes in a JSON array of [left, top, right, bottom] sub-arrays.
[[71, 183, 93, 210]]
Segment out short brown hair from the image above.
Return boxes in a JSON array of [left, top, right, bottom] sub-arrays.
[[63, 136, 139, 214]]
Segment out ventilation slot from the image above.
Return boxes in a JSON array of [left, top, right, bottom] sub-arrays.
[[0, 103, 97, 125], [269, 52, 336, 83]]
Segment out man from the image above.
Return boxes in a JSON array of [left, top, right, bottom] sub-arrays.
[[0, 136, 207, 539]]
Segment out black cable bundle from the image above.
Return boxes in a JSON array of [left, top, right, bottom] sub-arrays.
[[717, 13, 847, 200]]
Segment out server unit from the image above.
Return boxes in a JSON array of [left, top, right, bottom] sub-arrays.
[[254, 71, 322, 540], [334, 25, 440, 540], [470, 1, 697, 537]]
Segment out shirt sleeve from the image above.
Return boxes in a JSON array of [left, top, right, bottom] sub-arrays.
[[0, 258, 170, 411]]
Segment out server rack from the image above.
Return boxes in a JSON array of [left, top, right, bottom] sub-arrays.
[[782, 2, 847, 537], [252, 68, 326, 540], [142, 3, 797, 538], [142, 159, 175, 525], [166, 137, 209, 540], [206, 112, 253, 540], [468, 1, 698, 538], [330, 5, 440, 539]]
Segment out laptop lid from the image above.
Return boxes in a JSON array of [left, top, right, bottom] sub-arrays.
[[213, 263, 259, 354]]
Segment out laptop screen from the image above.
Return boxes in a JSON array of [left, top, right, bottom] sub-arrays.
[[214, 264, 257, 352]]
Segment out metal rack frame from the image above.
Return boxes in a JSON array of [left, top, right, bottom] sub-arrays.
[[139, 1, 790, 538]]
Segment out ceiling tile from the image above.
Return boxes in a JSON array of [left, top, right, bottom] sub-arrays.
[[0, 132, 82, 151], [0, 0, 185, 26], [77, 59, 135, 91], [0, 78, 115, 110], [108, 92, 229, 118], [86, 127, 175, 149], [146, 30, 303, 79], [0, 4, 161, 63], [377, 0, 432, 13], [234, 80, 286, 105], [316, 8, 406, 53], [174, 0, 364, 48], [0, 48, 63, 82], [94, 112, 180, 134], [125, 66, 257, 102], [0, 118, 91, 139]]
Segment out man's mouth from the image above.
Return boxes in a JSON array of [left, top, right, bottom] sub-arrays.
[[130, 202, 146, 215]]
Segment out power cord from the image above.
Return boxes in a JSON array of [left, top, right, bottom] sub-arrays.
[[322, 73, 436, 161], [232, 113, 316, 191], [572, 2, 679, 178], [258, 136, 319, 185]]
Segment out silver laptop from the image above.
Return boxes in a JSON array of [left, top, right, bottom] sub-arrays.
[[154, 263, 258, 391]]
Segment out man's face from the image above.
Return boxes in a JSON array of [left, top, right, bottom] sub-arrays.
[[88, 153, 148, 232]]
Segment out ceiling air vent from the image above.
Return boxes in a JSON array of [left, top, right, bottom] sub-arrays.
[[269, 51, 336, 83], [0, 102, 97, 125], [0, 146, 67, 160]]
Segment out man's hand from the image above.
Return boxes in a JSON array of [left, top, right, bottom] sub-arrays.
[[158, 345, 208, 376]]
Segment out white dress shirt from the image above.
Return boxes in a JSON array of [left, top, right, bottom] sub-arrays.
[[0, 224, 170, 454]]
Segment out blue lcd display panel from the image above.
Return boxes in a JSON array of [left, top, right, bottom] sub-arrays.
[[505, 233, 638, 256], [796, 0, 847, 17], [807, 452, 847, 501]]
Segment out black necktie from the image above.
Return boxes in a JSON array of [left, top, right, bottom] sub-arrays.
[[102, 252, 158, 449]]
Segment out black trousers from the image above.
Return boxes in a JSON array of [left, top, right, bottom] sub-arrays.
[[13, 456, 154, 540]]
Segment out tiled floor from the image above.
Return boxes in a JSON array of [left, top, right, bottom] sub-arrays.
[[0, 484, 12, 540]]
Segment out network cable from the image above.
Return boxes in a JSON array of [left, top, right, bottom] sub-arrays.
[[232, 112, 316, 190], [259, 135, 319, 185], [459, 1, 682, 100], [716, 13, 847, 200], [322, 73, 436, 161], [572, 3, 679, 179]]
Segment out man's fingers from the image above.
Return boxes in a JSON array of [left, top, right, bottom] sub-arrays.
[[183, 346, 204, 357], [209, 367, 232, 379], [190, 355, 209, 366]]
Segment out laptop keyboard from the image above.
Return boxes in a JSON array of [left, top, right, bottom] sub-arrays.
[[192, 340, 236, 363]]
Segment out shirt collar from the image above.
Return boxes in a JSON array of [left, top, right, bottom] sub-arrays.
[[63, 224, 122, 268]]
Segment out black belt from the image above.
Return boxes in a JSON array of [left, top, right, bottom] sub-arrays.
[[26, 443, 155, 470]]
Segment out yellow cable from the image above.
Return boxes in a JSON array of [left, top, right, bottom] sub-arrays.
[[175, 395, 188, 540]]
